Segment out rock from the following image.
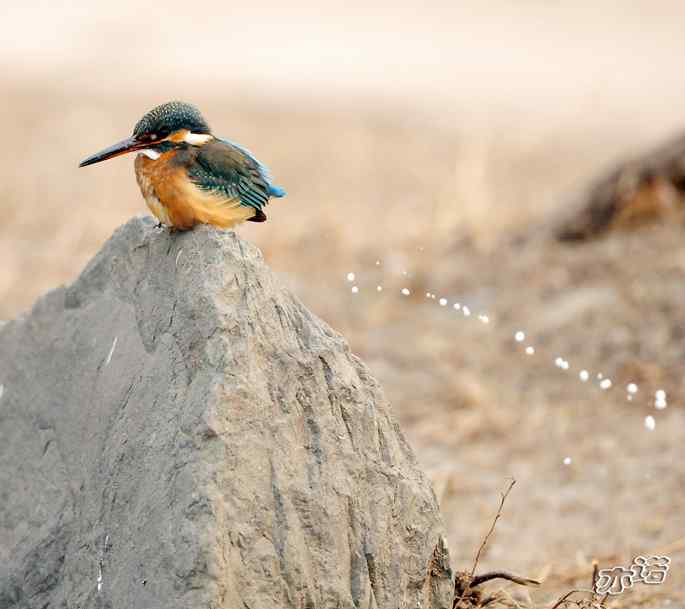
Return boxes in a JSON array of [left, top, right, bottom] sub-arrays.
[[0, 217, 452, 609], [553, 131, 685, 241]]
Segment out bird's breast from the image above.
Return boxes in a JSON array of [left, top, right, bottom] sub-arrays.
[[135, 151, 197, 229], [134, 150, 256, 230]]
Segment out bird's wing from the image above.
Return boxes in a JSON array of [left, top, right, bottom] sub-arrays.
[[188, 138, 271, 211], [219, 137, 285, 198]]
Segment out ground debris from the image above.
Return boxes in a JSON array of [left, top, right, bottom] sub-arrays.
[[453, 569, 540, 608], [451, 479, 540, 608]]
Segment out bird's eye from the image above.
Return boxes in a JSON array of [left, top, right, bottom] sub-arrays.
[[148, 133, 157, 140]]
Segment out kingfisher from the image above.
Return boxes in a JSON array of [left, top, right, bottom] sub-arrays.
[[79, 101, 285, 230]]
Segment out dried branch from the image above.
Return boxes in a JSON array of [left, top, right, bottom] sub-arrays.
[[470, 478, 516, 578], [471, 571, 540, 588], [590, 560, 599, 605], [550, 588, 588, 609], [550, 587, 599, 609], [454, 478, 517, 608]]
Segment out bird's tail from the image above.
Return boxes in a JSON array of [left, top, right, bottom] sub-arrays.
[[269, 184, 286, 198]]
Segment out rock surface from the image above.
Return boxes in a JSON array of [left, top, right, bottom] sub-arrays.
[[0, 217, 453, 609], [553, 130, 685, 241]]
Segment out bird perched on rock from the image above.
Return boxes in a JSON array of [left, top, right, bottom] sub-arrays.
[[79, 101, 285, 230]]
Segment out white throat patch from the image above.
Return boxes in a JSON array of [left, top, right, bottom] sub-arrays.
[[139, 149, 161, 160], [184, 132, 212, 145]]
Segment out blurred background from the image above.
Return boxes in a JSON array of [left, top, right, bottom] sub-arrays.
[[3, 2, 685, 606]]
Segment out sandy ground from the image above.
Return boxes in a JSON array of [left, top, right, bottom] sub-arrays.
[[2, 2, 685, 606], [341, 228, 685, 608]]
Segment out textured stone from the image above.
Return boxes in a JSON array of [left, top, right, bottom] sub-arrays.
[[0, 217, 452, 609]]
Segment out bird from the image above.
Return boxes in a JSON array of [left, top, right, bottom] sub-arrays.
[[79, 101, 285, 230]]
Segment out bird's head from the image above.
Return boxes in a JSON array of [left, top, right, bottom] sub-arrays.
[[79, 101, 212, 167]]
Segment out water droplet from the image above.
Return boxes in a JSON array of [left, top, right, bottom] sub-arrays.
[[346, 272, 355, 282], [579, 370, 589, 382], [655, 389, 666, 401], [401, 288, 410, 296], [645, 415, 656, 431], [563, 456, 572, 465], [453, 303, 461, 310], [627, 383, 638, 394], [375, 260, 381, 266], [439, 298, 447, 306], [515, 331, 525, 342], [351, 286, 359, 294], [600, 379, 612, 390], [376, 285, 383, 292], [525, 346, 535, 355], [553, 357, 570, 370], [478, 314, 489, 324], [462, 306, 471, 316]]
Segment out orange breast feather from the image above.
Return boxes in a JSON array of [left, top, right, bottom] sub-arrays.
[[135, 152, 255, 230]]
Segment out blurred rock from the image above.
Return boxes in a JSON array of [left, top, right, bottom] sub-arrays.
[[554, 131, 685, 241], [0, 217, 452, 609]]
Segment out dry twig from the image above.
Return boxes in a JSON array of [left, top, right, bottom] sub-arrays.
[[454, 478, 542, 608], [471, 571, 540, 588], [471, 478, 516, 578], [549, 588, 593, 609]]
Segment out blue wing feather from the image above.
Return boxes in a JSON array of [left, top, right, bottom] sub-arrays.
[[188, 138, 286, 213], [219, 138, 286, 198], [268, 184, 287, 198]]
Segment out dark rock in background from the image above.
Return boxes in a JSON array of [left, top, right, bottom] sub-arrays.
[[553, 131, 685, 241], [0, 217, 452, 609]]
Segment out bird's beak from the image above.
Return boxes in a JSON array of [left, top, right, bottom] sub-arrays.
[[79, 136, 148, 167]]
